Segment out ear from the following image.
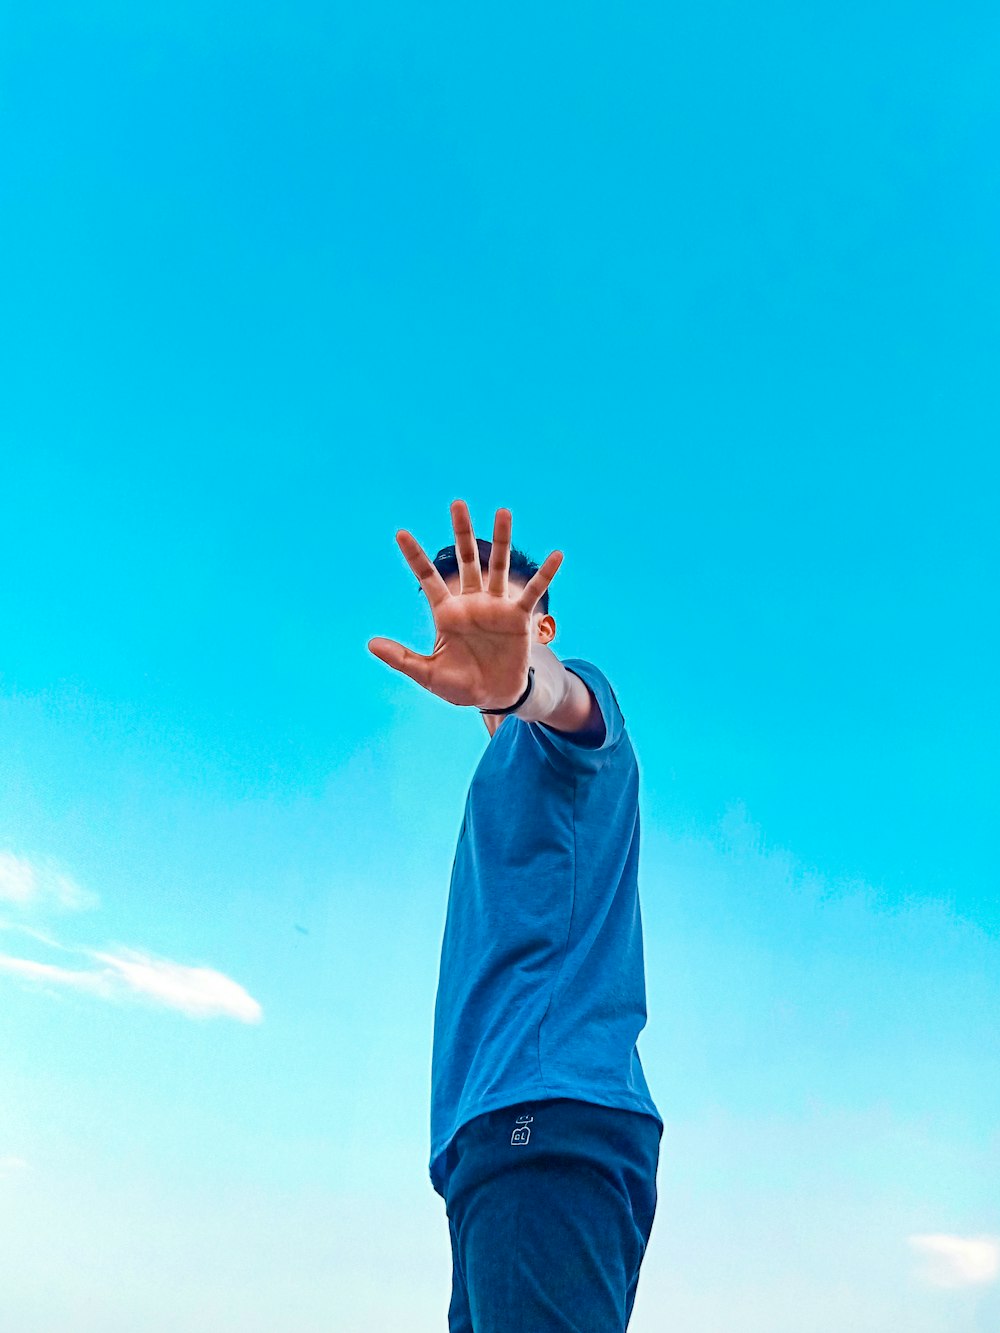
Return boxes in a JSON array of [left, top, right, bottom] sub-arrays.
[[536, 613, 556, 644]]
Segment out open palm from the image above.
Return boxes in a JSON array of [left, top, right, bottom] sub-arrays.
[[368, 500, 563, 709]]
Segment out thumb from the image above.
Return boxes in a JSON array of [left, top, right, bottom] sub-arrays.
[[367, 637, 431, 688]]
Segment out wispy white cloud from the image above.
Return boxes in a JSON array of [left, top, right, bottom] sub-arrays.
[[0, 851, 99, 912], [92, 947, 263, 1022], [0, 920, 68, 949], [0, 850, 262, 1024], [0, 941, 262, 1023], [909, 1234, 1000, 1288], [0, 953, 110, 995], [0, 1156, 29, 1179]]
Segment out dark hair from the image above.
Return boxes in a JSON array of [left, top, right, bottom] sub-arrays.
[[422, 537, 550, 617]]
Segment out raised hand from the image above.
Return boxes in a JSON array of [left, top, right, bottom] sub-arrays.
[[368, 500, 563, 709]]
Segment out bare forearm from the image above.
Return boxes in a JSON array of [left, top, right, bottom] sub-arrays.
[[505, 643, 572, 724], [481, 647, 568, 734]]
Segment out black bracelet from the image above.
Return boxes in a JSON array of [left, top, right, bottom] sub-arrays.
[[479, 667, 535, 715]]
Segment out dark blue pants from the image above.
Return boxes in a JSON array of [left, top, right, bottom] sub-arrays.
[[442, 1098, 662, 1333]]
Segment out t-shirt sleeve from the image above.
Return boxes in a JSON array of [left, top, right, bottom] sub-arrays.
[[524, 658, 626, 778]]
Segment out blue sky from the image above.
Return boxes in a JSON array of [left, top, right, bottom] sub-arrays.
[[1, 2, 998, 1329]]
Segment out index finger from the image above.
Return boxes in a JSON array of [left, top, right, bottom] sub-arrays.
[[395, 529, 451, 609]]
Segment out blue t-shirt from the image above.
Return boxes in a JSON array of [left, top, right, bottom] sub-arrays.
[[429, 657, 662, 1198]]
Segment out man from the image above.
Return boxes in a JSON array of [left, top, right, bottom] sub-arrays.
[[368, 500, 662, 1333]]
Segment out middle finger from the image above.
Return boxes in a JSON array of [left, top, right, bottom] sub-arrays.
[[450, 499, 483, 594], [486, 508, 511, 598]]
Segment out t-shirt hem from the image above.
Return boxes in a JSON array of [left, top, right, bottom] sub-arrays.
[[429, 1083, 663, 1197]]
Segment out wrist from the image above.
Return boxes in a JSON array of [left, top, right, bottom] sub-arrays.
[[479, 667, 535, 716], [504, 644, 568, 724]]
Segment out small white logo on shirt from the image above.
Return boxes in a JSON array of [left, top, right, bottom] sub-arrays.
[[511, 1112, 533, 1146]]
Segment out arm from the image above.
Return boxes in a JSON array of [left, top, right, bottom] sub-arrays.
[[482, 643, 605, 743]]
